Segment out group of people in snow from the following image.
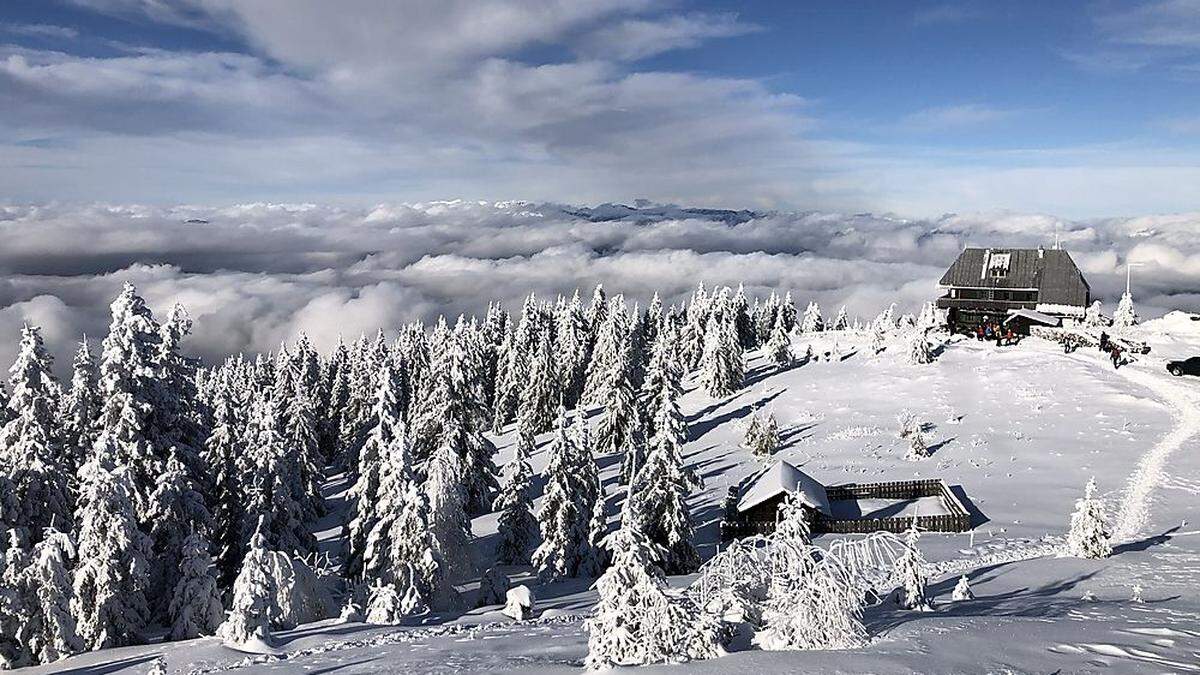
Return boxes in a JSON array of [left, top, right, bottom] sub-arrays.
[[973, 321, 1018, 346]]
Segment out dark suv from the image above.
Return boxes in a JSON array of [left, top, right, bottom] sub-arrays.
[[1167, 357, 1200, 377]]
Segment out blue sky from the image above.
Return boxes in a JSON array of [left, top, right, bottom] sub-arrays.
[[1, 0, 1198, 217]]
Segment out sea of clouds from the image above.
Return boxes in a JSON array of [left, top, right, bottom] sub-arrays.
[[0, 200, 1197, 373]]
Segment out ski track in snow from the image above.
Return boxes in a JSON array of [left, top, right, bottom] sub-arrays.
[[1107, 360, 1200, 541]]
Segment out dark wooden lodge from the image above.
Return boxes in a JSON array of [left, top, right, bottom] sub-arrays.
[[936, 247, 1090, 335]]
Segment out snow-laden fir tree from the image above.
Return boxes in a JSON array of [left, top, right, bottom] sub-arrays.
[[755, 495, 866, 651], [800, 301, 824, 333], [732, 284, 755, 348], [95, 283, 166, 517], [517, 327, 558, 435], [1112, 291, 1138, 329], [494, 414, 539, 565], [584, 295, 631, 404], [585, 491, 721, 669], [744, 410, 780, 460], [831, 306, 850, 331], [951, 575, 973, 601], [679, 282, 710, 368], [167, 531, 223, 640], [5, 528, 85, 667], [892, 522, 932, 611], [281, 364, 325, 522], [594, 339, 638, 470], [553, 290, 589, 408], [637, 321, 674, 441], [359, 403, 453, 615], [1063, 477, 1112, 559], [915, 301, 940, 331], [630, 356, 701, 575], [424, 432, 476, 583], [415, 329, 497, 516], [242, 396, 312, 555], [767, 313, 793, 370], [201, 389, 245, 591], [345, 362, 405, 579], [144, 450, 212, 616], [700, 308, 743, 398], [1, 324, 71, 541], [1084, 300, 1105, 327], [71, 435, 152, 650], [150, 303, 205, 482], [476, 566, 510, 607], [60, 339, 100, 475], [532, 408, 600, 582], [908, 328, 934, 365], [780, 291, 798, 332], [217, 521, 275, 647]]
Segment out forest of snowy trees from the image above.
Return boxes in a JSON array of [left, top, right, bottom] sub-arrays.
[[0, 279, 943, 669]]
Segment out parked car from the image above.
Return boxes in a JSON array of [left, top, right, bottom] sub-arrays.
[[1167, 357, 1200, 377]]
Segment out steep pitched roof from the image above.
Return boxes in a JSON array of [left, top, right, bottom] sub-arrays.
[[938, 248, 1089, 306], [737, 461, 831, 517]]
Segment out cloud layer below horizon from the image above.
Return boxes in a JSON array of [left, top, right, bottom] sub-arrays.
[[1, 201, 1197, 374]]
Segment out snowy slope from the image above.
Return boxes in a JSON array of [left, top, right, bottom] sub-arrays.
[[24, 325, 1200, 674]]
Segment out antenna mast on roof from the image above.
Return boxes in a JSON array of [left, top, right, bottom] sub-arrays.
[[1053, 223, 1061, 250]]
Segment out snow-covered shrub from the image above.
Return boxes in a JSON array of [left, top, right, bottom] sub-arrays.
[[1063, 477, 1112, 559], [336, 599, 363, 623], [907, 328, 934, 365], [1084, 300, 1106, 327], [904, 430, 930, 461], [502, 585, 535, 621], [1112, 291, 1138, 328], [364, 582, 405, 625], [891, 523, 932, 611], [756, 502, 866, 651], [217, 527, 275, 647], [951, 575, 973, 601]]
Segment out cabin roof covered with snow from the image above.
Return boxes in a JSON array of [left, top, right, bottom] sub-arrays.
[[938, 248, 1090, 307], [737, 461, 832, 517], [1004, 308, 1060, 326]]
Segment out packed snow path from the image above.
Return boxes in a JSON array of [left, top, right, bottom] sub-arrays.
[[1107, 357, 1200, 541]]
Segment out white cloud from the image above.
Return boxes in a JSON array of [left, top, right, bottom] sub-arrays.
[[0, 201, 1197, 374], [576, 12, 759, 62], [897, 104, 1021, 132]]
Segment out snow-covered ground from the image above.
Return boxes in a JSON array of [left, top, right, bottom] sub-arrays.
[[26, 313, 1200, 674]]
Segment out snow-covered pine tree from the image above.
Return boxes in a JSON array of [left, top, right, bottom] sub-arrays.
[[907, 328, 935, 365], [1084, 300, 1105, 328], [281, 361, 324, 522], [167, 530, 223, 640], [869, 320, 887, 355], [243, 396, 312, 555], [424, 433, 475, 583], [585, 494, 721, 668], [732, 283, 755, 348], [780, 291, 798, 332], [345, 361, 405, 579], [490, 323, 519, 431], [217, 521, 275, 647], [832, 306, 850, 331], [1063, 477, 1112, 559], [584, 295, 631, 404], [95, 283, 165, 517], [680, 282, 710, 368], [800, 302, 823, 333], [19, 528, 84, 666], [631, 361, 701, 574], [637, 321, 674, 441], [951, 575, 973, 601], [1, 324, 71, 541], [746, 410, 780, 460], [494, 415, 539, 565], [1112, 291, 1138, 329], [700, 308, 743, 398], [554, 290, 589, 408], [415, 329, 498, 516], [150, 303, 205, 482], [71, 435, 152, 650], [594, 338, 640, 482], [200, 388, 245, 591], [531, 408, 600, 582], [517, 327, 558, 436], [144, 450, 213, 617], [60, 339, 100, 475], [893, 522, 932, 611], [767, 314, 794, 370]]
